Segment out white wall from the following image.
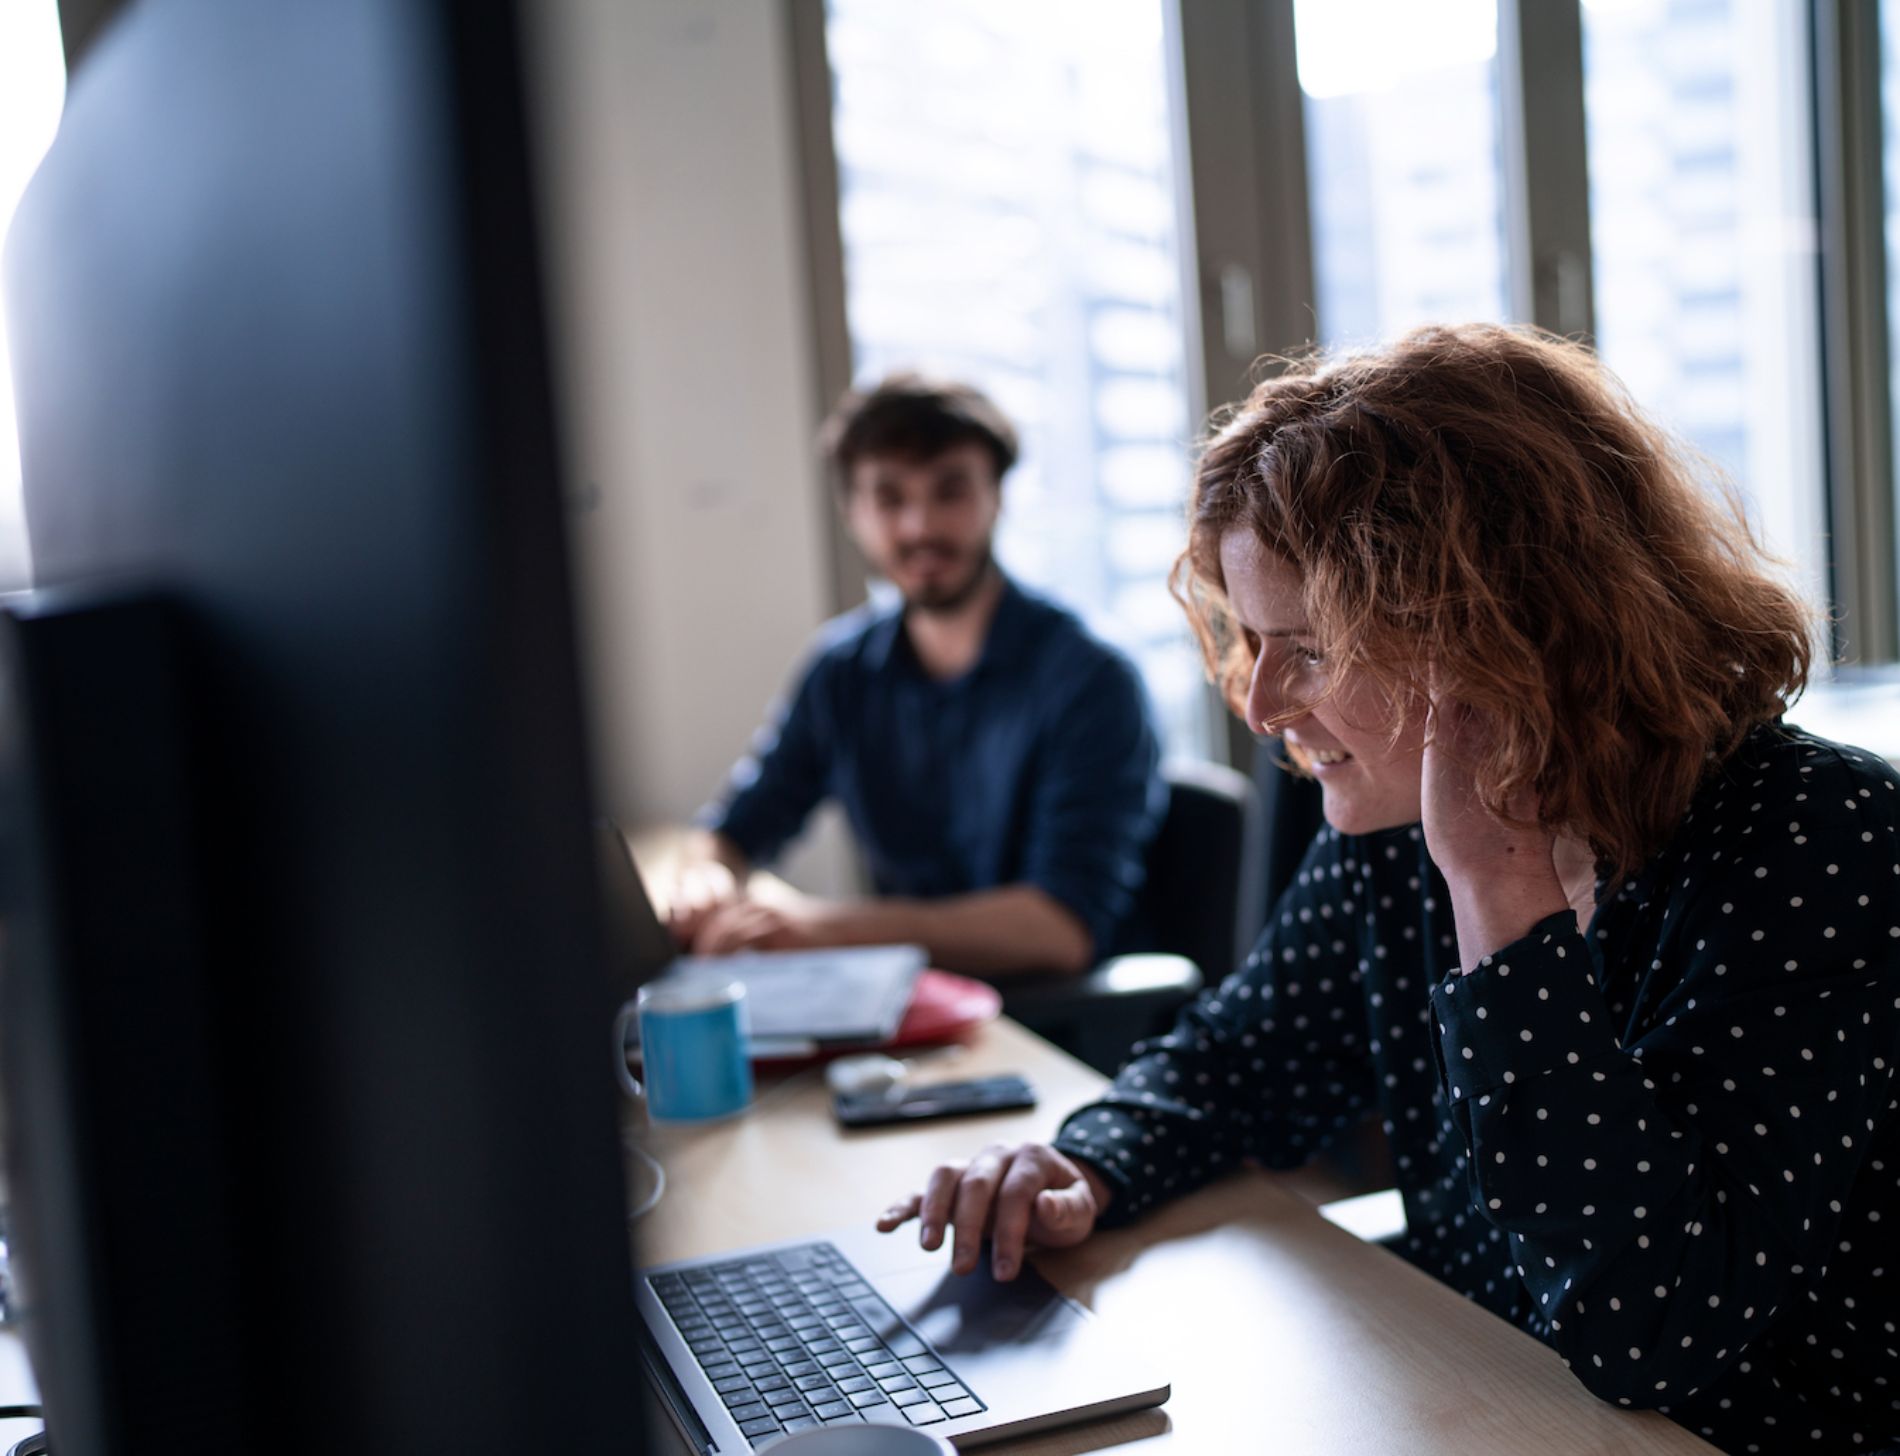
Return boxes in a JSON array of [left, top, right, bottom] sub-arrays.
[[528, 0, 857, 891]]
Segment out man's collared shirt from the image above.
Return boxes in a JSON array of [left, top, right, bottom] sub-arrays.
[[701, 576, 1165, 960]]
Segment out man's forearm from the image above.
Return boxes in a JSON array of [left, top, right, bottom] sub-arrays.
[[807, 885, 1093, 976]]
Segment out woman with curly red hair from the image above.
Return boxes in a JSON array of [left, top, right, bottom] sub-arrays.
[[879, 325, 1900, 1453]]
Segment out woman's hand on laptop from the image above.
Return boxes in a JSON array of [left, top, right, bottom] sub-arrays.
[[876, 1142, 1112, 1282]]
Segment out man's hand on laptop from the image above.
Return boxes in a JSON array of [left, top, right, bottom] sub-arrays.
[[876, 1142, 1112, 1282], [665, 859, 743, 946], [690, 892, 828, 955]]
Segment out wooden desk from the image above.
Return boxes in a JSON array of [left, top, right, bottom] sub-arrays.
[[637, 1018, 1717, 1455]]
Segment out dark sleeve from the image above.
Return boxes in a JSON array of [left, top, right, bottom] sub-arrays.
[[1053, 826, 1380, 1226], [1015, 654, 1163, 960], [1428, 760, 1900, 1410], [697, 653, 834, 868]]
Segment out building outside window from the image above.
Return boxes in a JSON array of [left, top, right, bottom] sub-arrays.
[[1295, 0, 1511, 348], [824, 0, 1210, 757], [1582, 0, 1826, 604]]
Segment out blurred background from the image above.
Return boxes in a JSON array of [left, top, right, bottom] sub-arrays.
[[5, 0, 1898, 894]]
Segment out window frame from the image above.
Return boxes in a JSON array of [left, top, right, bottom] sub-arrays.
[[1813, 0, 1899, 664], [1169, 0, 1316, 770], [1498, 0, 1594, 338], [787, 0, 870, 620]]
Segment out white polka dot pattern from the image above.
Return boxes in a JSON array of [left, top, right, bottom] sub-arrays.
[[1054, 723, 1900, 1453]]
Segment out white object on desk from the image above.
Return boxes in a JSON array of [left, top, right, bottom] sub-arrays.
[[824, 1054, 909, 1099]]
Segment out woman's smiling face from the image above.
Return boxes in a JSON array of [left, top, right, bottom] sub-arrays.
[[1219, 529, 1426, 835]]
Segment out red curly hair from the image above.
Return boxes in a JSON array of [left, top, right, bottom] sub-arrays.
[[1172, 323, 1817, 875]]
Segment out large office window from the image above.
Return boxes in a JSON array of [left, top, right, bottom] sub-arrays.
[[1582, 0, 1827, 600], [1294, 0, 1510, 347], [0, 0, 67, 593], [1882, 0, 1900, 648], [812, 0, 1900, 728], [823, 0, 1209, 756]]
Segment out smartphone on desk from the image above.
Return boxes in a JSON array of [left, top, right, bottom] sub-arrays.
[[833, 1074, 1036, 1129]]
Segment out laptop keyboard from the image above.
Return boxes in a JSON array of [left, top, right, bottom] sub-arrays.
[[649, 1240, 988, 1447]]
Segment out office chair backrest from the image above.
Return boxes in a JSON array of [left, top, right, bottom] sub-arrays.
[[1144, 759, 1263, 984], [996, 758, 1261, 1073]]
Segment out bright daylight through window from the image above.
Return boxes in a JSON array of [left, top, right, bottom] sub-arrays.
[[824, 0, 1208, 757], [1583, 0, 1826, 608], [1294, 0, 1510, 347], [0, 0, 67, 593]]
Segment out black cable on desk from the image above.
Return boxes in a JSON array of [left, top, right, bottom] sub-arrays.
[[0, 1404, 45, 1456]]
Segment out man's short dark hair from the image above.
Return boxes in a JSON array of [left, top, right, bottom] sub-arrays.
[[819, 372, 1020, 493]]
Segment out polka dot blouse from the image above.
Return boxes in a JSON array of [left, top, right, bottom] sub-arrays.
[[1054, 722, 1900, 1453]]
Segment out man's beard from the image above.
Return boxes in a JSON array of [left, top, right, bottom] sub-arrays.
[[899, 543, 996, 615]]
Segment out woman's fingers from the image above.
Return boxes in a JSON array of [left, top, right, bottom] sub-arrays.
[[885, 1145, 1103, 1279], [987, 1155, 1052, 1280], [916, 1163, 963, 1252], [948, 1147, 1007, 1276], [876, 1191, 922, 1233]]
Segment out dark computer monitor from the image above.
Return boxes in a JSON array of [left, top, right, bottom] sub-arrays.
[[0, 2, 646, 1451]]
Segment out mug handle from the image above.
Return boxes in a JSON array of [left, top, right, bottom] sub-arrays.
[[613, 1000, 646, 1106]]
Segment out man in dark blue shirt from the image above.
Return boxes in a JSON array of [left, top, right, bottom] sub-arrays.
[[669, 375, 1165, 975]]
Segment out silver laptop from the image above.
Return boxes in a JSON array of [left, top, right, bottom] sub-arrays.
[[637, 1224, 1169, 1450], [599, 830, 1170, 1447], [597, 826, 922, 1053]]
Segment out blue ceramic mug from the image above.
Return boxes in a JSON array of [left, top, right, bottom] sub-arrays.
[[615, 978, 752, 1122]]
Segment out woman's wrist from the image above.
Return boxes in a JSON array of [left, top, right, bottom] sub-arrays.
[[1444, 868, 1568, 974], [1073, 1157, 1114, 1217]]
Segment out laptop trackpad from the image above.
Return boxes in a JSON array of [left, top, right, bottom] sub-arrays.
[[888, 1260, 1074, 1351], [875, 1261, 1166, 1423]]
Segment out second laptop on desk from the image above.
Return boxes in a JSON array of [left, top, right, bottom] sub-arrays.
[[600, 825, 922, 1054]]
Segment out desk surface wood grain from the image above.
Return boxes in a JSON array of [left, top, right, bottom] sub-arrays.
[[635, 1017, 1716, 1455]]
